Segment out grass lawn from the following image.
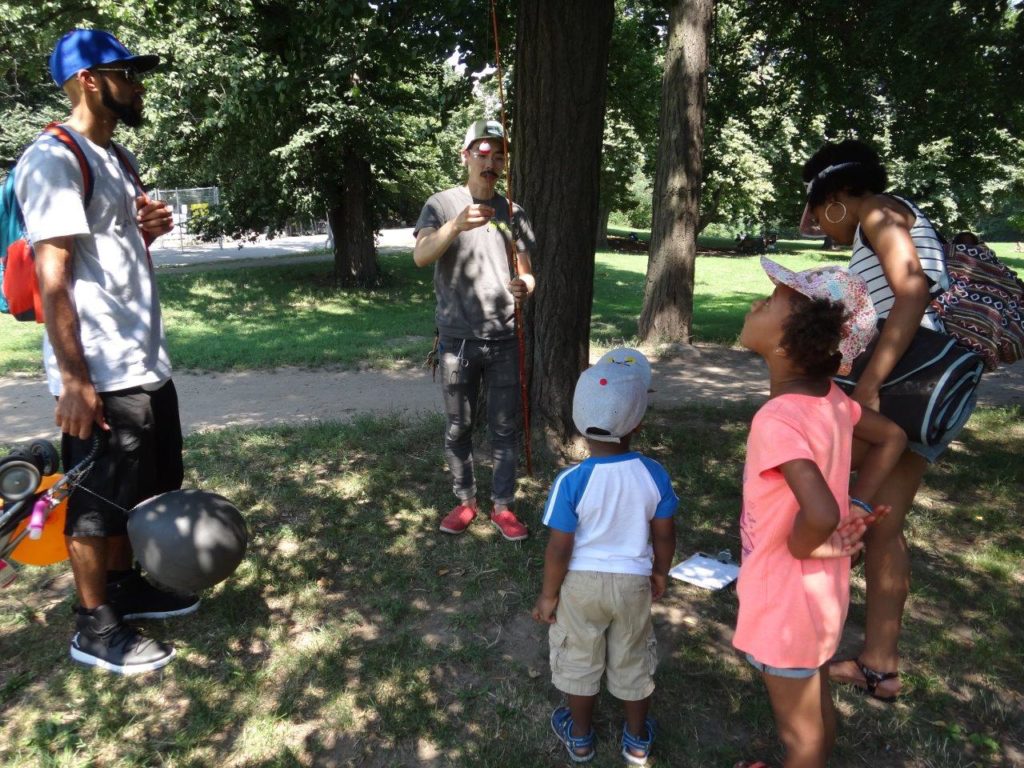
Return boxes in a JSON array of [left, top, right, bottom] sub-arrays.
[[4, 239, 1020, 376], [2, 405, 1021, 766]]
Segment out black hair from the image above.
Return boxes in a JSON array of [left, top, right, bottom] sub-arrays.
[[802, 139, 888, 208], [780, 294, 846, 378]]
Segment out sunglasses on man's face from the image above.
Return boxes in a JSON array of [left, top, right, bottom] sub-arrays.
[[93, 67, 144, 84], [468, 150, 506, 164]]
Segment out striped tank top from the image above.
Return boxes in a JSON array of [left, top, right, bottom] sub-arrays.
[[849, 195, 946, 331]]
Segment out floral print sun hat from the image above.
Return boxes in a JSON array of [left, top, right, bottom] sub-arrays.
[[760, 256, 878, 375]]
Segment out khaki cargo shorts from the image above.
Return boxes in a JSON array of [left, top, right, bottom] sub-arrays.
[[548, 570, 657, 701]]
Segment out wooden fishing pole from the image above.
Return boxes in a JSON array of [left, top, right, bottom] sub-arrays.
[[490, 0, 532, 476]]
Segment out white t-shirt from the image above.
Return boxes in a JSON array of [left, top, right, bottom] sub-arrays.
[[541, 452, 678, 576], [15, 126, 172, 395]]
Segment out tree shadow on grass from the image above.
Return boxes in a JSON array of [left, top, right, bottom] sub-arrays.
[[2, 406, 1022, 767]]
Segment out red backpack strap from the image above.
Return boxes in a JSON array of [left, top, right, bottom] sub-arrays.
[[42, 122, 93, 206]]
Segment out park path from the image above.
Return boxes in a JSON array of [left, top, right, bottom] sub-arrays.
[[3, 344, 1022, 444], [3, 228, 1023, 443]]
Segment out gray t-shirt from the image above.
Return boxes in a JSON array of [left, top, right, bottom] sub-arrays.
[[414, 186, 535, 340], [15, 126, 172, 395]]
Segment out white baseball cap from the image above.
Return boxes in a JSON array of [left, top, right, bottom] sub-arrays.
[[598, 347, 652, 389], [572, 358, 649, 443], [462, 119, 504, 150]]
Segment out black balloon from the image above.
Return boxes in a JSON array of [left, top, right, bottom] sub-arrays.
[[128, 490, 247, 593]]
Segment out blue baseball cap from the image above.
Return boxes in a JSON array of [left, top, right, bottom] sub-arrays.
[[49, 29, 160, 87]]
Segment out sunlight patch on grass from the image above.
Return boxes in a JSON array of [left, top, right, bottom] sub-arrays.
[[234, 714, 304, 760]]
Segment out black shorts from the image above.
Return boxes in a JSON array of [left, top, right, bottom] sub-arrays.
[[62, 380, 184, 538]]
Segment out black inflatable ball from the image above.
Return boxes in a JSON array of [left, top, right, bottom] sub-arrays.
[[127, 490, 247, 593]]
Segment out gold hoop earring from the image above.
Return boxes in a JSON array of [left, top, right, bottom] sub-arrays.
[[825, 202, 847, 224]]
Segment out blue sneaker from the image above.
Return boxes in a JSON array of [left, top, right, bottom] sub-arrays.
[[550, 706, 595, 763], [621, 718, 655, 766]]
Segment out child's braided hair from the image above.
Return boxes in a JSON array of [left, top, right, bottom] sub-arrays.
[[780, 294, 847, 378]]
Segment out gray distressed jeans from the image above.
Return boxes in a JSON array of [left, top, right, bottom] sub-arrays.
[[439, 335, 520, 506]]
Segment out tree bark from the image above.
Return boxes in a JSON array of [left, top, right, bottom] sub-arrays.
[[330, 148, 379, 287], [637, 0, 714, 343], [515, 0, 615, 444], [596, 204, 611, 250]]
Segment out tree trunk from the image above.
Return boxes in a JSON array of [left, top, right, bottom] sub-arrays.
[[637, 0, 714, 343], [596, 204, 611, 250], [330, 148, 379, 287], [515, 0, 615, 444]]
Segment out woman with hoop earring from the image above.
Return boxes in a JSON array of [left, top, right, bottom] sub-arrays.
[[797, 139, 978, 702]]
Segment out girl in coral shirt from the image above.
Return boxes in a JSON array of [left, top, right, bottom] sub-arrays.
[[733, 258, 907, 768]]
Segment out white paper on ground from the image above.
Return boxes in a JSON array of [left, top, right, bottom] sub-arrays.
[[669, 552, 740, 590]]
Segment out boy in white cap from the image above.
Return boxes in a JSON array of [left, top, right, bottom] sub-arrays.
[[532, 349, 677, 766]]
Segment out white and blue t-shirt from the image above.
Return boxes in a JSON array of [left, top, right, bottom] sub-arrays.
[[541, 452, 678, 576]]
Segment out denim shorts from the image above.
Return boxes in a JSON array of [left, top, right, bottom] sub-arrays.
[[745, 653, 817, 679]]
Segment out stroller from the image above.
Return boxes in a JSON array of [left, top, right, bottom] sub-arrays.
[[0, 436, 99, 586]]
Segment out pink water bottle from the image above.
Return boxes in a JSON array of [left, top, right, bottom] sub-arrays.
[[27, 496, 49, 540]]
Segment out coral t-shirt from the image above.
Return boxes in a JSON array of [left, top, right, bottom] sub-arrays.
[[733, 383, 862, 669]]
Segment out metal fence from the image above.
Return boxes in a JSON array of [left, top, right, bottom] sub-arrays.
[[149, 186, 221, 249]]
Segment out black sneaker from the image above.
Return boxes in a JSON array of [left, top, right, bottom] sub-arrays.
[[70, 604, 175, 675], [107, 570, 201, 620]]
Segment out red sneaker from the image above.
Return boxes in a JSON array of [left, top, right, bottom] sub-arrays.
[[440, 504, 477, 534], [490, 509, 528, 541]]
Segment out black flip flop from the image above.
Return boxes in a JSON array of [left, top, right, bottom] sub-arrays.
[[831, 657, 900, 702]]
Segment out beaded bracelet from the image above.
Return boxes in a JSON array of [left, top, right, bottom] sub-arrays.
[[850, 497, 873, 515]]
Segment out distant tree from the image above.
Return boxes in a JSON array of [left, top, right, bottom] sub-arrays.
[[597, 0, 664, 247], [745, 0, 1024, 232], [699, 0, 801, 235], [138, 0, 490, 286], [2, 1, 497, 287], [515, 0, 616, 443], [637, 0, 714, 344]]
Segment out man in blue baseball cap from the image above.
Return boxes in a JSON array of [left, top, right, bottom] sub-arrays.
[[15, 29, 196, 675], [48, 29, 161, 128]]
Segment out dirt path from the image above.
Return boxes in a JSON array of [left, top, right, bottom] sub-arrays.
[[7, 230, 1018, 443], [2, 344, 1021, 444]]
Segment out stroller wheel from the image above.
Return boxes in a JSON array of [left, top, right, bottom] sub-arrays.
[[29, 440, 60, 476], [0, 459, 41, 503]]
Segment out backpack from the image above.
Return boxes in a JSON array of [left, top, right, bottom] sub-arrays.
[[930, 239, 1024, 371], [1, 123, 94, 323]]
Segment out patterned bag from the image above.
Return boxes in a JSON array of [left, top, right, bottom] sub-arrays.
[[930, 242, 1024, 371]]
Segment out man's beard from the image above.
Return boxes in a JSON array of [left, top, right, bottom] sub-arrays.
[[99, 80, 144, 128]]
